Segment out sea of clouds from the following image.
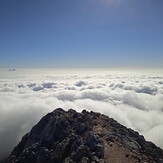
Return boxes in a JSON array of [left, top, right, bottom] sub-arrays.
[[0, 68, 163, 159]]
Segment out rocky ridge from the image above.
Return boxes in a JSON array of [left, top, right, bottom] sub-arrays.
[[2, 108, 163, 163]]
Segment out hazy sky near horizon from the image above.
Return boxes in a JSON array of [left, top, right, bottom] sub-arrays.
[[0, 0, 163, 68]]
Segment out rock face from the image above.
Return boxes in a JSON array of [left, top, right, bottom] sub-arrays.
[[2, 108, 163, 163]]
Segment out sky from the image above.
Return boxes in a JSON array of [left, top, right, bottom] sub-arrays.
[[0, 0, 163, 68]]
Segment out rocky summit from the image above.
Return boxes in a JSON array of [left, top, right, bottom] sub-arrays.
[[2, 108, 163, 163]]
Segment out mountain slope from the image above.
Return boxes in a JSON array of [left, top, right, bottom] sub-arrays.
[[3, 108, 163, 163]]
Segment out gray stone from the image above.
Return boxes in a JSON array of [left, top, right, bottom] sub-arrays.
[[2, 108, 163, 163]]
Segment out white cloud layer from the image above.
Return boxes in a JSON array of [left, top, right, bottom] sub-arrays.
[[0, 68, 163, 160]]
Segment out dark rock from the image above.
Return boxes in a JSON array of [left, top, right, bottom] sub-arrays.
[[85, 132, 99, 150], [2, 108, 163, 163], [75, 123, 87, 135]]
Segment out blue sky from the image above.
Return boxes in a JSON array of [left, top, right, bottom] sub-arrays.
[[0, 0, 163, 68]]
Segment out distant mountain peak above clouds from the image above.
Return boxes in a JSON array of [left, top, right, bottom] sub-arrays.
[[1, 108, 163, 163], [8, 68, 17, 71]]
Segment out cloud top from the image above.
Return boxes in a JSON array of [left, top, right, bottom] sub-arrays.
[[0, 69, 163, 160]]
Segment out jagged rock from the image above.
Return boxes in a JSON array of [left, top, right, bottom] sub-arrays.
[[1, 108, 163, 163]]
